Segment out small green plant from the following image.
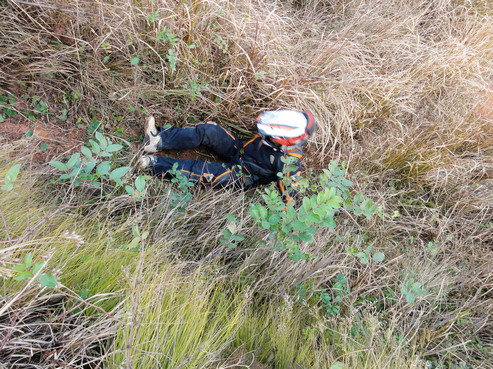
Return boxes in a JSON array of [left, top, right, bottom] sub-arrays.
[[125, 224, 149, 251], [49, 131, 130, 187], [125, 175, 148, 201], [147, 11, 159, 22], [183, 74, 209, 101], [220, 213, 245, 248], [168, 162, 194, 213], [347, 245, 385, 264], [167, 49, 178, 72], [87, 116, 101, 135], [32, 96, 49, 115], [12, 253, 57, 288], [156, 26, 179, 72], [58, 108, 68, 121], [401, 278, 427, 304], [318, 273, 349, 316], [296, 273, 349, 317], [0, 92, 18, 121], [427, 241, 439, 255]]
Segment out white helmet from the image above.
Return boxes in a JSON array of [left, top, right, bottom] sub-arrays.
[[257, 110, 317, 146]]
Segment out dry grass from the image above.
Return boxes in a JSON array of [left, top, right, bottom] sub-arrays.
[[1, 0, 492, 368]]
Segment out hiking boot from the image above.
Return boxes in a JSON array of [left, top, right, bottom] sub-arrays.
[[143, 116, 161, 153]]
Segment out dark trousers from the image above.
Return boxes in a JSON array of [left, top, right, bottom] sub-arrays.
[[150, 122, 246, 187]]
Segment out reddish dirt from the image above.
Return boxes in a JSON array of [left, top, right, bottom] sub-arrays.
[[156, 147, 220, 162], [0, 117, 84, 161]]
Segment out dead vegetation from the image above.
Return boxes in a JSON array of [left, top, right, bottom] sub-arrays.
[[0, 0, 492, 368]]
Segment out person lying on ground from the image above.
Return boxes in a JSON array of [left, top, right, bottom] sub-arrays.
[[137, 110, 317, 204]]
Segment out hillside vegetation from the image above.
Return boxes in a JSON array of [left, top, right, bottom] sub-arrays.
[[0, 0, 492, 368]]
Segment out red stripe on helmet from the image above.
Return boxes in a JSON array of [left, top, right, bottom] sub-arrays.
[[303, 110, 315, 133]]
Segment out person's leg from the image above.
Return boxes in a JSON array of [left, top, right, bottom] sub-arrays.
[[147, 155, 241, 187], [144, 117, 240, 160]]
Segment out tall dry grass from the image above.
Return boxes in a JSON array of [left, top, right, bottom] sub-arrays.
[[1, 0, 492, 368]]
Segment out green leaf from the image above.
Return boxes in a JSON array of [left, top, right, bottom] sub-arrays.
[[308, 212, 320, 224], [291, 248, 302, 262], [405, 292, 415, 304], [81, 146, 92, 159], [132, 224, 140, 238], [14, 271, 32, 281], [109, 167, 131, 185], [32, 261, 44, 275], [291, 220, 306, 232], [96, 161, 111, 176], [58, 108, 68, 121], [330, 362, 345, 369], [24, 253, 32, 268], [89, 140, 101, 155], [105, 144, 123, 153], [302, 197, 311, 213], [4, 164, 21, 186], [39, 274, 57, 288], [12, 264, 27, 271], [225, 213, 236, 222], [306, 226, 317, 234], [299, 232, 313, 243], [127, 236, 141, 250], [125, 185, 134, 195], [232, 234, 244, 242], [49, 161, 68, 171], [313, 207, 327, 218], [258, 205, 267, 219], [321, 217, 336, 228], [222, 228, 232, 239], [268, 213, 280, 225], [95, 131, 106, 148], [1, 183, 13, 191], [373, 252, 385, 262], [135, 175, 145, 192], [250, 207, 260, 220], [26, 130, 33, 138], [357, 252, 369, 264], [84, 159, 97, 174], [66, 153, 80, 169], [130, 56, 140, 65]]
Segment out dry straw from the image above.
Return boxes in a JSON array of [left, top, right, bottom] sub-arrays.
[[1, 0, 492, 367]]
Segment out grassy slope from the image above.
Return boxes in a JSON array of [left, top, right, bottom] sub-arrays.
[[1, 0, 492, 368]]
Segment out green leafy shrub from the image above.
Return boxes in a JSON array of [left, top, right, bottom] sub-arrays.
[[12, 253, 57, 288], [250, 160, 381, 261], [49, 131, 130, 187]]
